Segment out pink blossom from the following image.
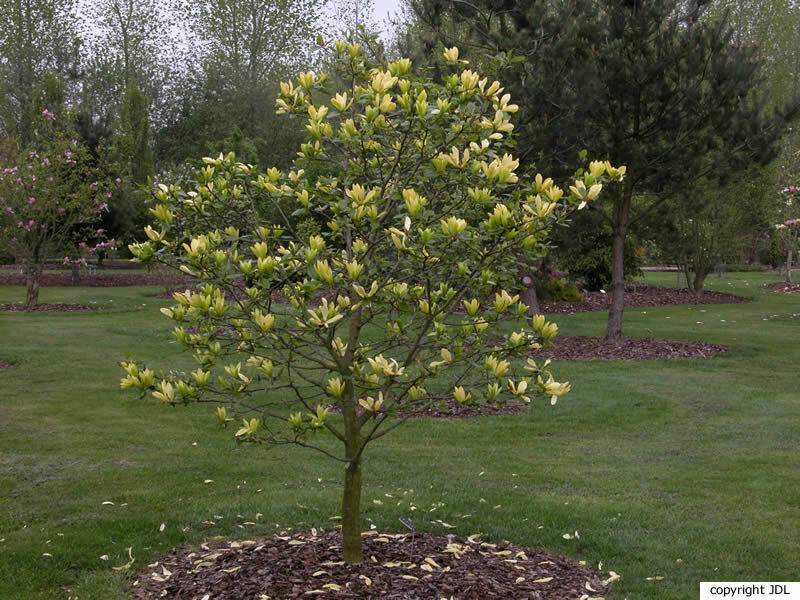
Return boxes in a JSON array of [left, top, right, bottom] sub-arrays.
[[115, 178, 121, 185], [5, 207, 13, 214], [42, 109, 55, 120], [96, 228, 104, 235], [28, 197, 35, 204], [48, 177, 54, 183]]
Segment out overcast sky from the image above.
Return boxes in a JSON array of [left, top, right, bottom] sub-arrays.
[[373, 0, 404, 21]]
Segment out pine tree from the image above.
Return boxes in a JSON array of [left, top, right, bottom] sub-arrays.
[[411, 0, 797, 339]]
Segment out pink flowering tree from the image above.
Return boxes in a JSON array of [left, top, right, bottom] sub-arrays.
[[0, 111, 116, 304], [777, 186, 800, 282]]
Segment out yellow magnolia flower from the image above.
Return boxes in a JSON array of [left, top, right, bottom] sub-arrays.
[[215, 406, 233, 423], [236, 417, 260, 437], [314, 259, 335, 284], [370, 70, 398, 93], [604, 161, 627, 180], [443, 47, 459, 62], [378, 94, 396, 113], [479, 78, 502, 98], [463, 298, 480, 316], [152, 380, 175, 404], [326, 377, 346, 397], [494, 289, 519, 313], [252, 309, 275, 333], [367, 354, 405, 377], [588, 160, 606, 177], [297, 71, 317, 88], [460, 69, 480, 90], [358, 392, 384, 412], [345, 259, 363, 280], [307, 104, 329, 122], [402, 188, 426, 215], [541, 377, 571, 405], [541, 321, 559, 342], [191, 369, 210, 386], [388, 57, 412, 76], [331, 92, 351, 111], [440, 216, 468, 237], [306, 298, 343, 328], [453, 386, 472, 404]]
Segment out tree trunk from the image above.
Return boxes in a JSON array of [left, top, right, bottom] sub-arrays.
[[787, 247, 793, 283], [692, 271, 707, 295], [25, 261, 42, 305], [519, 271, 540, 317], [341, 438, 363, 563], [606, 180, 632, 341]]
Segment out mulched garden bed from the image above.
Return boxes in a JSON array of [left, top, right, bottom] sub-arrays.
[[325, 397, 529, 420], [0, 302, 100, 312], [539, 284, 748, 315], [0, 271, 188, 288], [761, 281, 800, 293], [133, 531, 616, 600], [530, 335, 726, 361]]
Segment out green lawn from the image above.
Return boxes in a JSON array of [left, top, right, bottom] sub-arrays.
[[1, 272, 798, 599]]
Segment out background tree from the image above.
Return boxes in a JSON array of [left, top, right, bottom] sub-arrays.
[[0, 111, 115, 304], [0, 0, 78, 145], [122, 44, 619, 563], [411, 0, 795, 339]]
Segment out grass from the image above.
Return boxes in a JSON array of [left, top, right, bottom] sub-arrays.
[[0, 272, 798, 599]]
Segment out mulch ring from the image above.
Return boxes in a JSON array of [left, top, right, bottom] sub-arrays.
[[0, 361, 14, 369], [324, 397, 528, 420], [133, 530, 617, 600], [0, 302, 100, 312], [761, 281, 800, 293], [530, 336, 726, 361], [540, 284, 748, 315], [0, 271, 189, 288]]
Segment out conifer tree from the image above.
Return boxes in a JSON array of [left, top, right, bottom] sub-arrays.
[[411, 0, 796, 338]]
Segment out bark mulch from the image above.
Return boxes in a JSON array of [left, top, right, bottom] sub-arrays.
[[324, 397, 528, 420], [761, 281, 800, 293], [530, 336, 726, 361], [133, 531, 617, 600], [539, 284, 747, 315], [0, 302, 100, 312], [0, 271, 188, 288], [0, 361, 14, 369]]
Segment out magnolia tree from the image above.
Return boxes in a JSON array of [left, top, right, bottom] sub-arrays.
[[120, 44, 623, 563], [777, 186, 800, 282], [0, 111, 116, 304]]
